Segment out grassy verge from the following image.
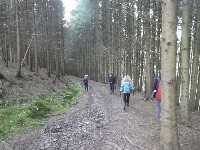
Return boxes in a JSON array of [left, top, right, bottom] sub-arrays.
[[0, 79, 81, 141]]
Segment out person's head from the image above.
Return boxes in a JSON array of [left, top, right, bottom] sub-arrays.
[[122, 75, 131, 82]]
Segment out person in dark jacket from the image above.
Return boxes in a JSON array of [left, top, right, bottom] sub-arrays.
[[151, 76, 161, 100], [83, 75, 89, 91], [108, 74, 116, 94]]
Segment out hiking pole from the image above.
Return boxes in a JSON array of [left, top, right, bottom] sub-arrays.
[[120, 91, 123, 106], [132, 87, 135, 96]]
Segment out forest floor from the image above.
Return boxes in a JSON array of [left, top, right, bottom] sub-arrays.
[[0, 61, 200, 150]]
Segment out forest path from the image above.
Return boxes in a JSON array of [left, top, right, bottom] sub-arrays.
[[0, 76, 199, 150]]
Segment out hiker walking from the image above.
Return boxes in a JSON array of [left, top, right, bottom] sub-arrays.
[[83, 75, 89, 91], [108, 74, 116, 94], [151, 76, 161, 100], [119, 75, 133, 110], [151, 76, 161, 121]]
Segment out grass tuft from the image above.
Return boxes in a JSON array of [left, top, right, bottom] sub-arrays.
[[0, 87, 80, 141]]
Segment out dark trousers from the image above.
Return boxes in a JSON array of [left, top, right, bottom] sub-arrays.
[[110, 83, 114, 94], [123, 93, 130, 106], [84, 83, 88, 91]]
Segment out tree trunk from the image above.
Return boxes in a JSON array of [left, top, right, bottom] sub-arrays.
[[60, 21, 65, 75], [180, 0, 191, 126], [45, 1, 50, 77], [125, 0, 132, 77], [16, 0, 22, 78], [144, 0, 151, 100], [160, 0, 180, 149], [190, 0, 200, 111], [32, 0, 38, 74], [135, 1, 142, 91], [102, 0, 109, 83]]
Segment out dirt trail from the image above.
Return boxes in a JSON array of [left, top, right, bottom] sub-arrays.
[[0, 76, 200, 150]]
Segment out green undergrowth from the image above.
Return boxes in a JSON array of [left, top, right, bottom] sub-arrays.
[[0, 81, 81, 141], [0, 78, 12, 87]]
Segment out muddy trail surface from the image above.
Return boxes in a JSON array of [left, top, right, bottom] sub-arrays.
[[1, 76, 200, 150]]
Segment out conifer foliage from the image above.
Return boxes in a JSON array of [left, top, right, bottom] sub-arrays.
[[0, 0, 65, 77]]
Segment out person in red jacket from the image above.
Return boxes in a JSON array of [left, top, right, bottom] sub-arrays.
[[151, 76, 161, 121], [155, 82, 161, 121]]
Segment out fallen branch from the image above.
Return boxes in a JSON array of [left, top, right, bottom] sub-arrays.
[[21, 36, 34, 66]]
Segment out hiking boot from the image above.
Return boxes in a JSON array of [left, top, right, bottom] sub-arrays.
[[123, 103, 126, 110], [123, 106, 126, 110]]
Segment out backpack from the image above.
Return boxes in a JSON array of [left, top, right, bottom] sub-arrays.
[[155, 82, 161, 101], [83, 77, 88, 84], [113, 76, 116, 84], [110, 76, 116, 84], [120, 82, 132, 93]]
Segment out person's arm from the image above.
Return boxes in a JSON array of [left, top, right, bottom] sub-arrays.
[[129, 83, 133, 92], [119, 85, 123, 96], [129, 83, 134, 95], [83, 78, 86, 83]]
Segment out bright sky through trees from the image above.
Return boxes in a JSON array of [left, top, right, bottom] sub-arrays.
[[62, 0, 77, 21]]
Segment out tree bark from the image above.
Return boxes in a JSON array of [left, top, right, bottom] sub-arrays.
[[16, 0, 22, 78], [144, 0, 152, 100], [160, 0, 180, 149], [32, 0, 38, 74], [190, 0, 200, 111], [180, 0, 191, 126]]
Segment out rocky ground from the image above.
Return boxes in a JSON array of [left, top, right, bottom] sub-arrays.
[[0, 62, 200, 150]]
